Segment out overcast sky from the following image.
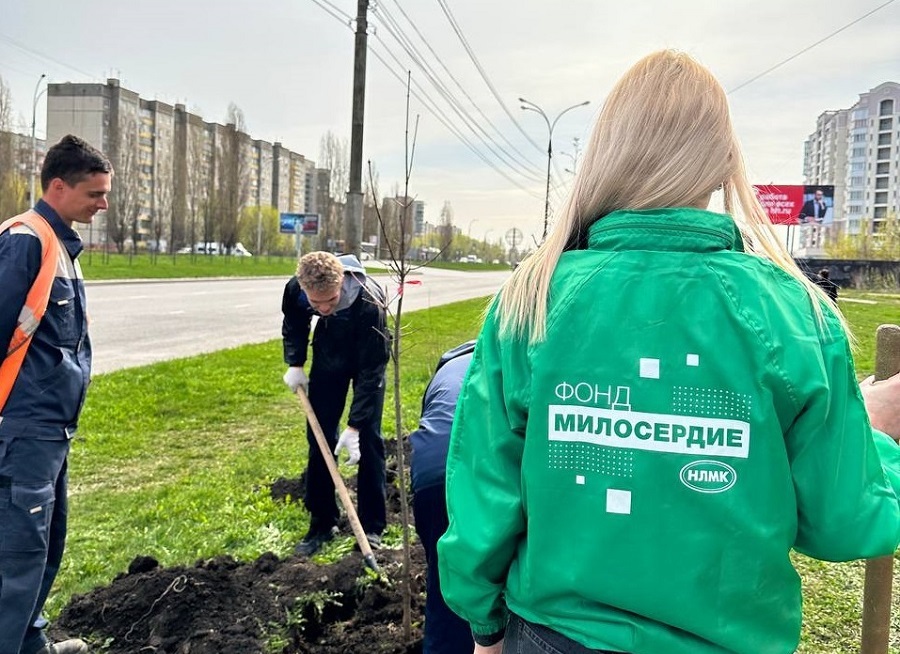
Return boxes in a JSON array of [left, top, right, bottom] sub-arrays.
[[2, 0, 898, 244]]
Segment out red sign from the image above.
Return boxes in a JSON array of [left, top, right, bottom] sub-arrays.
[[752, 185, 835, 226], [752, 185, 805, 225]]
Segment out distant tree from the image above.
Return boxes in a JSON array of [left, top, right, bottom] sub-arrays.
[[0, 76, 27, 219], [185, 125, 209, 255], [152, 138, 174, 260], [438, 200, 454, 261], [218, 103, 251, 252], [362, 161, 380, 244], [238, 204, 293, 255], [107, 110, 142, 255], [319, 131, 349, 248], [826, 214, 900, 261]]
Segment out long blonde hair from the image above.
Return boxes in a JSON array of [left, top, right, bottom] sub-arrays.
[[499, 50, 841, 342]]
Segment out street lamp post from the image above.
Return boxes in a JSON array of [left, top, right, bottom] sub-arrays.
[[467, 218, 479, 238], [519, 97, 589, 241], [31, 74, 48, 207]]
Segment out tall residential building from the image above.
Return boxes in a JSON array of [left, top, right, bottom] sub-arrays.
[[47, 78, 317, 251], [0, 130, 46, 206], [803, 81, 900, 237]]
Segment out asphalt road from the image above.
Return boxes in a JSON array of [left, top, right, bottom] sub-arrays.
[[85, 267, 510, 374]]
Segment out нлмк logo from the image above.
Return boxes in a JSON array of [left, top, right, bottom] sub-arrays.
[[679, 460, 737, 493]]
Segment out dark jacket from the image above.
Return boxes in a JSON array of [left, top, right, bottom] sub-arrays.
[[0, 200, 92, 440], [410, 349, 474, 492], [282, 261, 389, 428]]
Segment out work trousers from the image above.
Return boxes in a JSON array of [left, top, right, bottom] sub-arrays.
[[0, 437, 70, 654], [304, 371, 386, 535], [503, 615, 627, 654], [413, 483, 474, 654]]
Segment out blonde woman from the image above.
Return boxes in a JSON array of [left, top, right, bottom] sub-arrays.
[[438, 51, 900, 654]]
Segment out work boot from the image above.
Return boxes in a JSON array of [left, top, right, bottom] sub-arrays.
[[354, 532, 382, 551], [294, 526, 338, 557], [36, 639, 89, 654]]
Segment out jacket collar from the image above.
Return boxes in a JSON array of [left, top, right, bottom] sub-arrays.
[[33, 199, 84, 259], [587, 208, 741, 254]]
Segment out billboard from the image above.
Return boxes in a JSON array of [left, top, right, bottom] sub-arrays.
[[752, 185, 835, 226], [279, 212, 320, 236]]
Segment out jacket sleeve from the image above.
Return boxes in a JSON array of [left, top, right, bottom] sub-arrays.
[[0, 230, 42, 359], [437, 303, 530, 640], [281, 279, 311, 367], [788, 320, 900, 561], [347, 292, 389, 428]]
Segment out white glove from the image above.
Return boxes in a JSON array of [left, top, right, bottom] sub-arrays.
[[334, 427, 361, 465], [283, 366, 308, 393]]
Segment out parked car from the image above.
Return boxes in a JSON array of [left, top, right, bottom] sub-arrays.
[[189, 242, 253, 256]]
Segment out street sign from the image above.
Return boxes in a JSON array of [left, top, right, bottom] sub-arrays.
[[505, 227, 523, 248], [279, 213, 320, 236]]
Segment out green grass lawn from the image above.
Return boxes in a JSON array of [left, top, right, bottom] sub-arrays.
[[78, 252, 390, 280], [421, 260, 512, 272], [50, 291, 900, 651]]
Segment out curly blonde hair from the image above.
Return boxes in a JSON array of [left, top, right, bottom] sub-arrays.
[[296, 251, 344, 293]]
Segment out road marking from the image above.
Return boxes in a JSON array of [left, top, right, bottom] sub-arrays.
[[168, 310, 185, 315]]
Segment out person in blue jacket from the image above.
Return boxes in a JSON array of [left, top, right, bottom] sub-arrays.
[[282, 251, 390, 556], [410, 341, 476, 654], [0, 135, 112, 654]]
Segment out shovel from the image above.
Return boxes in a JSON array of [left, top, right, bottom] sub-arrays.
[[294, 386, 379, 571]]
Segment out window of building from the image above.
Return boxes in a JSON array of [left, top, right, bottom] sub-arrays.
[[851, 147, 866, 157], [879, 117, 893, 131], [878, 133, 892, 146], [849, 190, 864, 201], [848, 205, 862, 214], [853, 133, 866, 142], [879, 99, 895, 116], [850, 176, 865, 186], [875, 191, 888, 205], [877, 162, 890, 174], [874, 206, 887, 219], [877, 147, 891, 160], [876, 177, 889, 190]]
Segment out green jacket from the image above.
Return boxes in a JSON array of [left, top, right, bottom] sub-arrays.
[[438, 208, 900, 654]]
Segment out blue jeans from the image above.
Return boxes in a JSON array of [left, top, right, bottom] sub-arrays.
[[413, 484, 473, 654], [0, 437, 70, 654], [503, 614, 627, 654]]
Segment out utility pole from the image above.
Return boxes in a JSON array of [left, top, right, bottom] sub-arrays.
[[345, 0, 369, 258]]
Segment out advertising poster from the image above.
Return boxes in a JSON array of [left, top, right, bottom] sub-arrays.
[[752, 185, 834, 225]]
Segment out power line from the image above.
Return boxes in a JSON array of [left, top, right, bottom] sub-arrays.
[[434, 0, 545, 154], [306, 0, 545, 200], [312, 0, 540, 199], [371, 6, 544, 184], [0, 31, 100, 81], [384, 0, 539, 172], [369, 36, 543, 199], [729, 0, 896, 94], [309, 0, 353, 27]]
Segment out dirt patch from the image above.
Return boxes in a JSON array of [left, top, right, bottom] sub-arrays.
[[50, 466, 426, 654]]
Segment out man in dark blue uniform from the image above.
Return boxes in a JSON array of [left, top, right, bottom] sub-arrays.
[[410, 341, 476, 654], [0, 135, 112, 654], [282, 251, 390, 556]]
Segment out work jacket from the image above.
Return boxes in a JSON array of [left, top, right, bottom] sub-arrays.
[[438, 207, 900, 654], [0, 200, 92, 440], [281, 256, 389, 429]]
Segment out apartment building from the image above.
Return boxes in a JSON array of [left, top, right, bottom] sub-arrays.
[[803, 81, 900, 237], [47, 78, 321, 251], [0, 129, 46, 206]]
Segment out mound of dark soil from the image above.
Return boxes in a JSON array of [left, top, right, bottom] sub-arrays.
[[50, 471, 426, 654]]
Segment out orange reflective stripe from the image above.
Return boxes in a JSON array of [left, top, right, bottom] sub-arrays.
[[0, 210, 62, 412]]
